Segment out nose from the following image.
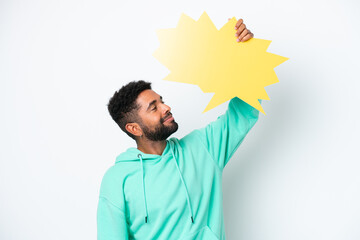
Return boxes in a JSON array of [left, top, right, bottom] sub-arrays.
[[162, 103, 171, 115]]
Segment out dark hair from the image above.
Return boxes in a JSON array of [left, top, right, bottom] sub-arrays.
[[107, 80, 152, 139]]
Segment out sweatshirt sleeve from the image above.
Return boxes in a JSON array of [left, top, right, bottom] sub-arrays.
[[97, 196, 129, 240], [195, 97, 261, 171]]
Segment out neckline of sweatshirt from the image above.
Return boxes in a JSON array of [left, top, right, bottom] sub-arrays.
[[115, 139, 173, 164]]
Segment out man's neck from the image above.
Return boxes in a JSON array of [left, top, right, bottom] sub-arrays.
[[136, 139, 167, 155]]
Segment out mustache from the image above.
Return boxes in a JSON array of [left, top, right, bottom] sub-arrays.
[[161, 112, 173, 123]]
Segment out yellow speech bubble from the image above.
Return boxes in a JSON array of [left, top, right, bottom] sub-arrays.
[[153, 12, 289, 114]]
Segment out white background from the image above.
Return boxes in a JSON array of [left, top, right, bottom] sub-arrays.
[[1, 0, 360, 239]]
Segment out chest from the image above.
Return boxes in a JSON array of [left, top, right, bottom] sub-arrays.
[[123, 148, 219, 225]]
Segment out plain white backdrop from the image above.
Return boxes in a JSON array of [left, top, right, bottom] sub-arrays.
[[1, 0, 360, 239]]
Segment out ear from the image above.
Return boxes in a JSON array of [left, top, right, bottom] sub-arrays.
[[125, 122, 142, 137]]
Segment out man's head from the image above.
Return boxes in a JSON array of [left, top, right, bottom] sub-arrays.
[[107, 80, 178, 142]]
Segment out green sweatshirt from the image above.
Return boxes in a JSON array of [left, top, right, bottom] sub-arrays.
[[97, 97, 261, 240]]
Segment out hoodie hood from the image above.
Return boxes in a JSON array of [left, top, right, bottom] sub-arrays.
[[114, 138, 194, 224], [115, 139, 172, 163]]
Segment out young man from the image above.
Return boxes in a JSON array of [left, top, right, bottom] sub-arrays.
[[97, 18, 259, 240]]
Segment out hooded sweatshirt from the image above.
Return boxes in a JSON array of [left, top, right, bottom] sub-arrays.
[[97, 97, 261, 240]]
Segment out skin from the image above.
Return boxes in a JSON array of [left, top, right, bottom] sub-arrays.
[[126, 18, 254, 155], [125, 89, 175, 155], [230, 18, 254, 42]]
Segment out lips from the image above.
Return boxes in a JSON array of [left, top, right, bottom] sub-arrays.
[[163, 114, 174, 122]]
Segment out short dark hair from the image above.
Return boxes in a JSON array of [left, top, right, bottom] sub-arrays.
[[107, 80, 152, 139]]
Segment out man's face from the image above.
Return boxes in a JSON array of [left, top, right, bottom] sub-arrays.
[[135, 89, 178, 141]]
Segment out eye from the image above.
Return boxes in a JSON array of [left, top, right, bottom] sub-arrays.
[[152, 106, 157, 111]]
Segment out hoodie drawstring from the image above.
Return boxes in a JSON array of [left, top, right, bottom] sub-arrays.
[[137, 153, 149, 223], [137, 141, 194, 224], [169, 142, 194, 224]]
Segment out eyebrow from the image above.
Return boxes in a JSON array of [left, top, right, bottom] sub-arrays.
[[146, 96, 162, 111]]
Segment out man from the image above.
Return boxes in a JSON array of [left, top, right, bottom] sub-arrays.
[[97, 18, 259, 240]]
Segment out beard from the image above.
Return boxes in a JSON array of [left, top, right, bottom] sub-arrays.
[[139, 113, 179, 141]]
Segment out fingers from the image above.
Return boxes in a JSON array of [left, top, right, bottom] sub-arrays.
[[238, 29, 251, 42], [235, 20, 253, 42], [240, 31, 254, 42], [235, 23, 246, 37], [235, 18, 243, 29], [229, 17, 254, 42]]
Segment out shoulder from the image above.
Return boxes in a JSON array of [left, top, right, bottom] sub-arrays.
[[99, 163, 129, 199], [171, 129, 207, 150]]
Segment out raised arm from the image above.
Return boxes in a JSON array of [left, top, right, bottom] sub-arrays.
[[195, 18, 259, 170], [194, 97, 261, 171]]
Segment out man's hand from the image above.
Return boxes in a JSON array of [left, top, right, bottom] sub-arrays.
[[228, 18, 254, 42]]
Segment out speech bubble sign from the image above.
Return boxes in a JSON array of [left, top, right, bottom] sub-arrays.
[[153, 11, 289, 114]]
